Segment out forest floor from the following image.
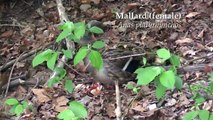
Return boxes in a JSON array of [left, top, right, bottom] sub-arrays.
[[0, 0, 213, 119]]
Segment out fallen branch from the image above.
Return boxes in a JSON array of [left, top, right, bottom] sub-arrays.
[[0, 43, 52, 72], [4, 52, 25, 97], [178, 63, 213, 72]]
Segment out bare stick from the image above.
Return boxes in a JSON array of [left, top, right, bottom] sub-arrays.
[[115, 57, 133, 120], [4, 52, 25, 97], [0, 43, 52, 72], [106, 53, 146, 61]]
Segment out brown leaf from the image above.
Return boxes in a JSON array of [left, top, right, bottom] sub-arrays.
[[197, 29, 205, 38], [90, 84, 102, 96], [185, 12, 199, 18], [175, 38, 193, 44], [15, 62, 25, 68], [91, 0, 100, 4], [204, 65, 212, 73], [0, 30, 13, 38], [123, 2, 141, 12], [53, 96, 69, 112], [106, 103, 115, 118], [178, 94, 190, 106], [132, 105, 145, 112], [32, 89, 51, 103], [80, 0, 91, 4]]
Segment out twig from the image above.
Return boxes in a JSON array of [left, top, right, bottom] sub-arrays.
[[115, 80, 121, 120], [115, 57, 133, 120], [0, 24, 24, 27], [0, 43, 52, 72], [187, 53, 213, 64], [60, 59, 88, 78], [4, 52, 25, 97], [106, 53, 146, 61], [1, 79, 37, 90]]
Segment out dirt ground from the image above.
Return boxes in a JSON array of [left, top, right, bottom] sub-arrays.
[[0, 0, 213, 119]]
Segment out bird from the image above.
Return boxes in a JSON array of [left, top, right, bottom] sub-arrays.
[[79, 20, 143, 84], [85, 52, 141, 84]]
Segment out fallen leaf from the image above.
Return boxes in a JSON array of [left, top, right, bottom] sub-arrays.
[[132, 105, 145, 112], [90, 84, 102, 96], [204, 65, 212, 73], [91, 0, 100, 4], [202, 100, 212, 110], [185, 12, 199, 18], [197, 29, 205, 38], [165, 98, 177, 107], [54, 96, 69, 112], [32, 89, 51, 103], [0, 30, 13, 38], [106, 103, 115, 118], [178, 94, 190, 106], [80, 0, 91, 4], [16, 62, 25, 68], [175, 38, 193, 44]]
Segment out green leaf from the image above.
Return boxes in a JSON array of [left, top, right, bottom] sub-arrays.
[[199, 110, 209, 120], [209, 81, 213, 92], [133, 87, 140, 93], [69, 101, 87, 119], [126, 83, 134, 89], [159, 70, 175, 89], [65, 80, 74, 93], [56, 29, 71, 43], [74, 47, 89, 65], [88, 50, 103, 70], [9, 105, 16, 114], [62, 49, 73, 59], [175, 76, 183, 90], [15, 104, 24, 116], [57, 109, 76, 120], [47, 76, 61, 87], [54, 67, 67, 80], [209, 72, 213, 82], [209, 114, 213, 120], [195, 96, 205, 104], [47, 52, 59, 70], [21, 101, 28, 109], [5, 98, 19, 105], [32, 49, 53, 67], [59, 21, 74, 31], [92, 40, 105, 49], [89, 26, 104, 34], [135, 66, 164, 85], [74, 22, 86, 40], [170, 54, 181, 67], [183, 111, 199, 120], [67, 34, 79, 42], [156, 83, 167, 100], [156, 48, 171, 61]]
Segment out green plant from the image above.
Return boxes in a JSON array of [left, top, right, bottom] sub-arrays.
[[126, 83, 140, 94], [32, 21, 104, 88], [134, 48, 182, 100], [31, 21, 104, 119], [5, 98, 31, 116], [57, 101, 87, 120], [183, 72, 213, 120], [183, 110, 213, 120]]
